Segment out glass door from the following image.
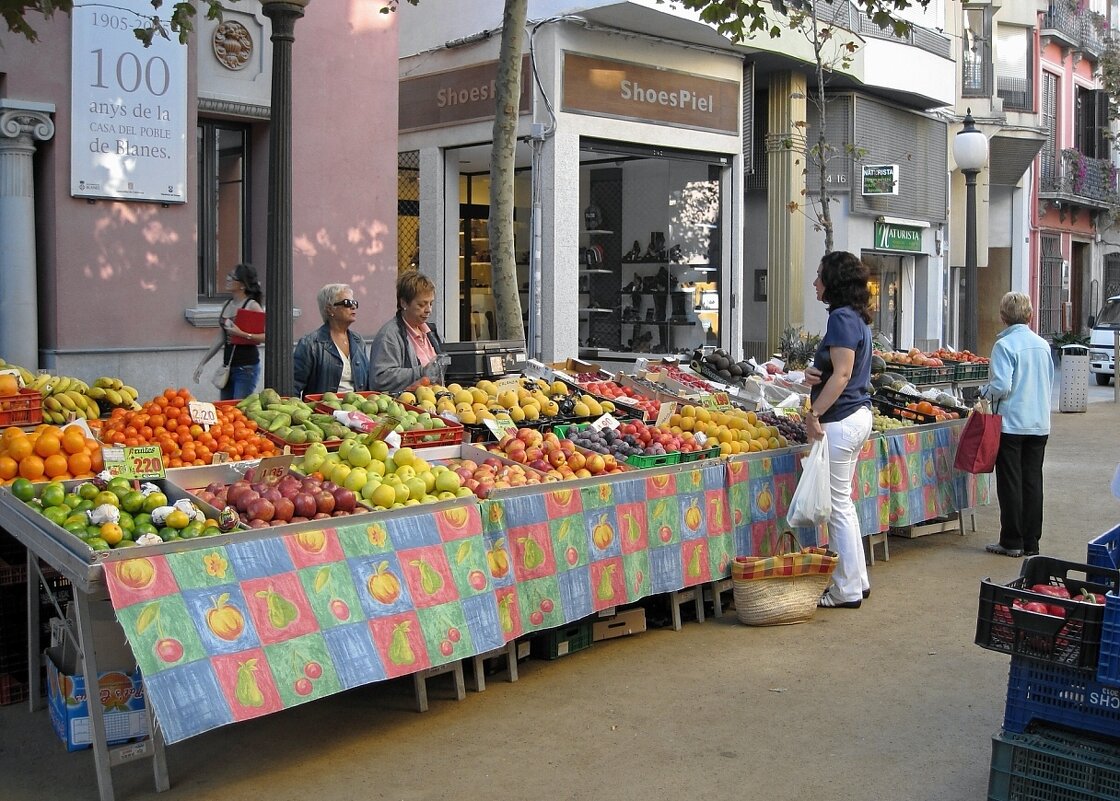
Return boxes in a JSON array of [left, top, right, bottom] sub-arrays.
[[864, 253, 901, 348]]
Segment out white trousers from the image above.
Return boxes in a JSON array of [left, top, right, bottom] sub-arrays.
[[821, 406, 873, 602]]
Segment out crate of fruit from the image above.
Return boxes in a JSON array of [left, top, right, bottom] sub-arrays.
[[943, 358, 989, 382], [872, 397, 938, 425], [1004, 656, 1120, 740], [311, 390, 463, 448], [0, 388, 43, 427], [887, 362, 956, 385], [679, 444, 721, 462], [988, 724, 1120, 801], [975, 556, 1119, 671]]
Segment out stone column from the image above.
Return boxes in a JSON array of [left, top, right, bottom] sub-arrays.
[[0, 101, 55, 371], [765, 72, 807, 354]]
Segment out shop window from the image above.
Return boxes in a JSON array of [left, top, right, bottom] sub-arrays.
[[578, 140, 726, 358], [197, 120, 250, 300], [962, 7, 993, 97]]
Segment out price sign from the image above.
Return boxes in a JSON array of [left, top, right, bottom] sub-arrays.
[[253, 455, 294, 486], [590, 413, 620, 431], [697, 394, 720, 410], [188, 401, 218, 427], [102, 444, 165, 480], [494, 376, 521, 394], [656, 401, 677, 427], [712, 392, 731, 407], [483, 417, 518, 439], [211, 451, 231, 464]]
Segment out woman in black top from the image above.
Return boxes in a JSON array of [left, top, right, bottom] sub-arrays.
[[193, 263, 265, 400]]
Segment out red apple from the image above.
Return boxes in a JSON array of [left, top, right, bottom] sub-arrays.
[[315, 490, 336, 515], [247, 498, 275, 522], [273, 497, 295, 522], [293, 493, 317, 519]]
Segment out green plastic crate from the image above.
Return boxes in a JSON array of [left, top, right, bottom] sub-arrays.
[[989, 725, 1120, 801], [680, 445, 721, 462], [622, 451, 680, 468], [530, 621, 593, 660]]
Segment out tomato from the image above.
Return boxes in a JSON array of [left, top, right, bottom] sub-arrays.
[[1030, 583, 1071, 599], [1074, 592, 1105, 604]]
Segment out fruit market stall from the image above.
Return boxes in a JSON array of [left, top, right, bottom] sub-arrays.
[[0, 367, 991, 801]]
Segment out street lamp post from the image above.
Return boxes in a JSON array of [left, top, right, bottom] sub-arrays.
[[953, 109, 988, 353], [260, 0, 309, 397]]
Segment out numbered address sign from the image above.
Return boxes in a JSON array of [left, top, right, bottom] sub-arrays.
[[70, 0, 188, 203]]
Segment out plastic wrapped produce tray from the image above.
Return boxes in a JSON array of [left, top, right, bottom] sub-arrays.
[[975, 556, 1119, 671]]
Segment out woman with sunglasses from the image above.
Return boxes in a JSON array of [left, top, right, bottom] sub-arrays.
[[293, 284, 372, 397], [193, 263, 264, 400], [369, 271, 447, 394]]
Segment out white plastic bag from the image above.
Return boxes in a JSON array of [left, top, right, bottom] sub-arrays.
[[787, 432, 832, 528]]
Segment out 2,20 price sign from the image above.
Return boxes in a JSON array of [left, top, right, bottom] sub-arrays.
[[103, 444, 165, 479]]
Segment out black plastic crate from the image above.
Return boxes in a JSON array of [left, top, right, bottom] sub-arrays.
[[989, 725, 1120, 801], [872, 398, 937, 425], [875, 386, 966, 419], [976, 557, 1119, 671], [530, 621, 593, 660]]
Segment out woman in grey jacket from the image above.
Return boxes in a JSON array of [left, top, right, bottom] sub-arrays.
[[369, 271, 446, 394]]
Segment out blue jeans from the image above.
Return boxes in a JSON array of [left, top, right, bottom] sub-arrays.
[[223, 363, 260, 401]]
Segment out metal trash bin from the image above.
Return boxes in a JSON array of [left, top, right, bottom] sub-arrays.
[[1059, 344, 1089, 413]]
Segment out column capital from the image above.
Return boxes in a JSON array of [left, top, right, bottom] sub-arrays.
[[0, 100, 55, 143]]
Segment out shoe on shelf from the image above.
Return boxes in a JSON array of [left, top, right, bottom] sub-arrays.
[[819, 590, 861, 609], [985, 543, 1024, 558]]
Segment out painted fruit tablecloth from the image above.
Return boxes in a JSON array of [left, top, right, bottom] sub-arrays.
[[102, 421, 987, 743]]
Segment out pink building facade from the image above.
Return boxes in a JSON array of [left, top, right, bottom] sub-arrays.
[[0, 2, 400, 400]]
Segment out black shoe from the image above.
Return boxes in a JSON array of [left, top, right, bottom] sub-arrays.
[[862, 588, 871, 599], [985, 543, 1024, 557], [819, 591, 861, 609]]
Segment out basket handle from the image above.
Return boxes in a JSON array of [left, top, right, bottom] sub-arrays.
[[770, 529, 802, 555]]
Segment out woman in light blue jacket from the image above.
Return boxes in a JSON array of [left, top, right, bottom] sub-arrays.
[[980, 292, 1054, 558]]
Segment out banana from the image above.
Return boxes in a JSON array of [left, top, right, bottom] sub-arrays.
[[56, 393, 76, 411], [66, 390, 88, 411], [52, 376, 71, 394], [104, 388, 123, 406], [70, 379, 88, 393], [87, 386, 106, 400], [44, 396, 63, 412], [17, 367, 35, 385], [94, 376, 113, 389], [121, 385, 138, 400], [30, 373, 51, 391]]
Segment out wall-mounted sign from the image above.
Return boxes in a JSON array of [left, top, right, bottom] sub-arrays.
[[70, 0, 188, 203], [562, 52, 739, 135], [399, 57, 531, 133], [862, 164, 899, 196], [874, 222, 923, 252]]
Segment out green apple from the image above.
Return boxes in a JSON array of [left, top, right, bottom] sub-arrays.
[[347, 443, 372, 468], [343, 467, 368, 493]]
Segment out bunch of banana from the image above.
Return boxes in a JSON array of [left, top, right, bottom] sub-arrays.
[[86, 376, 141, 412], [31, 373, 100, 423]]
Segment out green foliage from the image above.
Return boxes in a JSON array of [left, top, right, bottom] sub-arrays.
[[656, 0, 926, 42], [778, 325, 822, 369], [1049, 331, 1089, 348], [2, 0, 230, 45]]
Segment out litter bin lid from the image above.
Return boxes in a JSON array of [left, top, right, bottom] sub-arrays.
[[1060, 344, 1089, 355]]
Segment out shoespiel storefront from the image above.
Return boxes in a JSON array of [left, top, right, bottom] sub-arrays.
[[398, 16, 745, 366]]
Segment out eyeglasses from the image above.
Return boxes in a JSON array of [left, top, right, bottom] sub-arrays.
[[225, 274, 241, 283], [333, 299, 359, 310]]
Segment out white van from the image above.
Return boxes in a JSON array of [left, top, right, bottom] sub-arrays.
[[1089, 295, 1120, 385]]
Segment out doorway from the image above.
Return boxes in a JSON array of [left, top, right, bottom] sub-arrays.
[[863, 253, 901, 348]]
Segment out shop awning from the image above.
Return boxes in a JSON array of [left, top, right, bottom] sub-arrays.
[[987, 129, 1046, 187]]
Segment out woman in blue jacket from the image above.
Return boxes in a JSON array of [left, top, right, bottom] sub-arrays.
[[981, 292, 1054, 557], [292, 284, 371, 397]]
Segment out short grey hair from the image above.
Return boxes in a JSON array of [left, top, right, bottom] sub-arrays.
[[999, 292, 1033, 326], [316, 283, 351, 323]]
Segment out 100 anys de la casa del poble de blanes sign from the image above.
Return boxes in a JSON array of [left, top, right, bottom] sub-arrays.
[[561, 53, 739, 135], [70, 0, 187, 204]]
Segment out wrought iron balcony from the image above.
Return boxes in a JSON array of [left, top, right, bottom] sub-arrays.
[[1041, 2, 1108, 60], [996, 75, 1032, 112], [1039, 149, 1118, 211]]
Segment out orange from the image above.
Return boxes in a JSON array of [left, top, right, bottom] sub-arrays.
[[18, 454, 45, 481], [7, 436, 32, 462], [88, 447, 103, 472], [0, 374, 18, 396], [61, 427, 87, 454], [34, 433, 61, 459], [67, 451, 92, 476], [0, 455, 17, 481], [99, 523, 123, 546], [43, 453, 69, 478], [3, 426, 24, 444]]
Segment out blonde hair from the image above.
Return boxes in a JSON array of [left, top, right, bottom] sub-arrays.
[[397, 270, 436, 310], [1000, 292, 1032, 325]]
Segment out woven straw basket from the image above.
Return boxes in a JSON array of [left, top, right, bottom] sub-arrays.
[[731, 532, 838, 626]]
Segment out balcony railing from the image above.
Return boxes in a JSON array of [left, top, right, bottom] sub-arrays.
[[996, 75, 1032, 112], [1039, 149, 1119, 209], [1042, 2, 1108, 60]]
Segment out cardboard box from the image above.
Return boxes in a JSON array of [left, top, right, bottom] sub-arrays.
[[46, 650, 147, 752], [592, 608, 647, 641]]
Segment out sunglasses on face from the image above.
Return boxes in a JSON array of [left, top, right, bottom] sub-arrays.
[[334, 299, 359, 310]]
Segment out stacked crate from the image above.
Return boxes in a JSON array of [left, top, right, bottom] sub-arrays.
[[975, 534, 1120, 801]]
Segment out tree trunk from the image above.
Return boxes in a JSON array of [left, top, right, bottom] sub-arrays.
[[489, 0, 528, 342], [811, 6, 834, 256]]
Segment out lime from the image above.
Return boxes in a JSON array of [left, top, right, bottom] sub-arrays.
[[133, 512, 152, 528], [159, 526, 180, 541], [73, 499, 94, 515], [133, 522, 159, 538], [86, 537, 110, 551], [10, 478, 36, 503], [64, 512, 88, 529], [107, 476, 132, 492], [142, 492, 169, 514], [202, 526, 222, 537], [42, 506, 70, 527], [180, 521, 204, 539], [84, 524, 102, 539], [115, 540, 137, 548], [121, 491, 145, 514], [111, 485, 132, 504], [117, 511, 135, 532], [62, 492, 83, 509], [76, 481, 100, 501], [64, 521, 89, 538], [92, 491, 120, 508]]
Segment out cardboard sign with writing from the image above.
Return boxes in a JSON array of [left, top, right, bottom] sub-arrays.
[[590, 413, 620, 432], [103, 445, 165, 480], [655, 401, 677, 427], [483, 418, 518, 439], [252, 455, 294, 486], [188, 401, 218, 427]]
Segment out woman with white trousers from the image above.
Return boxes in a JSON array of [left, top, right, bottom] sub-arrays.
[[803, 251, 875, 609]]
